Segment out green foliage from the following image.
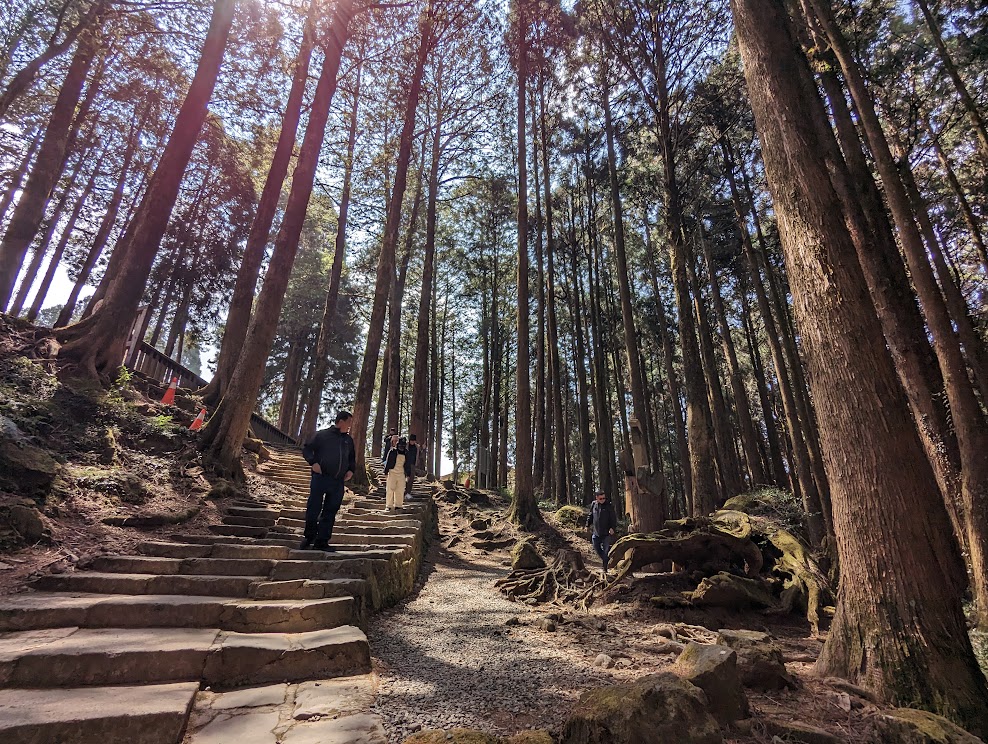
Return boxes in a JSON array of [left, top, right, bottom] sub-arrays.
[[149, 414, 175, 433]]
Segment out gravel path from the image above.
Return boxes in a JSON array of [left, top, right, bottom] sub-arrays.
[[368, 548, 613, 740]]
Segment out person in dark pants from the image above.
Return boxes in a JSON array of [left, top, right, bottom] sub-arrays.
[[300, 411, 356, 551], [586, 490, 618, 579], [404, 433, 419, 497]]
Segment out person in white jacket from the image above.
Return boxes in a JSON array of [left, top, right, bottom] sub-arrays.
[[383, 436, 411, 511]]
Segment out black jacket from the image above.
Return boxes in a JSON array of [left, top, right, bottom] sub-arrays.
[[586, 500, 618, 537], [406, 442, 418, 469], [384, 447, 412, 477], [302, 425, 356, 480]]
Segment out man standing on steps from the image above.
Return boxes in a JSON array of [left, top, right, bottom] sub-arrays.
[[300, 410, 355, 551], [405, 433, 419, 499]]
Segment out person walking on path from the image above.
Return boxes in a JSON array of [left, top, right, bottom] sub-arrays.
[[405, 433, 419, 497], [586, 490, 617, 579], [300, 410, 356, 551], [384, 436, 412, 511], [382, 428, 397, 463]]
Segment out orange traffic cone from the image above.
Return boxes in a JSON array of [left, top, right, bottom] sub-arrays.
[[160, 377, 178, 406], [189, 408, 207, 431]]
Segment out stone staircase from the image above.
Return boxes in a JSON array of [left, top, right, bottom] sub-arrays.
[[0, 448, 435, 744]]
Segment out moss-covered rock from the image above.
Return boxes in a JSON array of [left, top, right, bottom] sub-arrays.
[[508, 732, 554, 744], [674, 642, 749, 725], [511, 539, 546, 570], [555, 505, 586, 530], [689, 572, 775, 608], [559, 673, 722, 744], [0, 415, 60, 495], [873, 708, 984, 743]]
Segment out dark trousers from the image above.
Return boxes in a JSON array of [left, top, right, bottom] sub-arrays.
[[591, 533, 612, 568], [305, 473, 345, 543]]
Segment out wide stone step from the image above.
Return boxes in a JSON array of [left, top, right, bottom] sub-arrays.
[[92, 556, 277, 577], [0, 682, 199, 744], [0, 626, 369, 688], [221, 515, 277, 528], [208, 524, 268, 538], [32, 572, 261, 598], [0, 593, 355, 633], [226, 506, 281, 519]]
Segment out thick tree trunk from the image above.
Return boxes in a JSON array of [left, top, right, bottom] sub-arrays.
[[506, 0, 540, 528], [0, 24, 99, 309], [531, 93, 547, 494], [298, 58, 362, 441], [57, 127, 138, 327], [732, 0, 988, 730], [0, 129, 42, 227], [0, 0, 103, 120], [56, 0, 236, 379], [9, 154, 86, 316], [805, 0, 988, 625], [348, 4, 434, 485], [201, 0, 354, 474], [27, 163, 99, 320], [201, 0, 317, 407]]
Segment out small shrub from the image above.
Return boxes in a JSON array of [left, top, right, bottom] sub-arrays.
[[555, 504, 587, 530]]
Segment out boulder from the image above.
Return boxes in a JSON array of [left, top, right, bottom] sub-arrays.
[[716, 630, 796, 691], [4, 504, 51, 543], [471, 518, 492, 531], [689, 572, 775, 608], [560, 672, 722, 744], [716, 629, 772, 649], [872, 708, 985, 744], [674, 642, 749, 724], [0, 416, 60, 495], [555, 505, 587, 530], [592, 654, 615, 669], [511, 540, 546, 570], [403, 730, 502, 744]]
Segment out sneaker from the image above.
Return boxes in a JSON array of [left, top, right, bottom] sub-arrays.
[[298, 538, 313, 550], [313, 542, 335, 552]]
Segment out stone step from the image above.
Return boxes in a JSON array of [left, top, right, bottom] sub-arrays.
[[225, 507, 280, 519], [221, 515, 277, 528], [0, 625, 369, 688], [92, 556, 277, 577], [32, 572, 261, 598], [208, 524, 268, 538], [0, 592, 355, 634], [0, 682, 199, 744]]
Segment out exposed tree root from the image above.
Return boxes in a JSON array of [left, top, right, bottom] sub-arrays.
[[496, 549, 599, 611], [608, 509, 833, 632]]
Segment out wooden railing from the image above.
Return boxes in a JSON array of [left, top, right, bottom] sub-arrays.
[[127, 341, 298, 448]]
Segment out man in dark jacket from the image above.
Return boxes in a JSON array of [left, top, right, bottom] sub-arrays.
[[382, 428, 397, 464], [586, 491, 618, 579], [300, 410, 356, 551], [404, 434, 419, 497]]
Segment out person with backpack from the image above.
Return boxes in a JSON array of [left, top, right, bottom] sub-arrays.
[[300, 411, 356, 551], [383, 436, 412, 511], [586, 490, 618, 579]]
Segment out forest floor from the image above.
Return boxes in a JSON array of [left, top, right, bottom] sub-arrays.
[[369, 491, 973, 743]]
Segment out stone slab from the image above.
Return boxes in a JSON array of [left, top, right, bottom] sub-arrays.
[[282, 714, 387, 744], [0, 682, 198, 744]]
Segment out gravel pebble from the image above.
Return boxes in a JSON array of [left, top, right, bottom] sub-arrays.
[[369, 553, 611, 740]]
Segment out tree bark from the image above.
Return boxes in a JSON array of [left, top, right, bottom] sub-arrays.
[[200, 0, 317, 406], [27, 162, 99, 320], [298, 56, 362, 441], [732, 0, 988, 730], [506, 0, 540, 528], [56, 0, 236, 379], [348, 3, 434, 485], [200, 0, 355, 473], [0, 22, 99, 309]]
